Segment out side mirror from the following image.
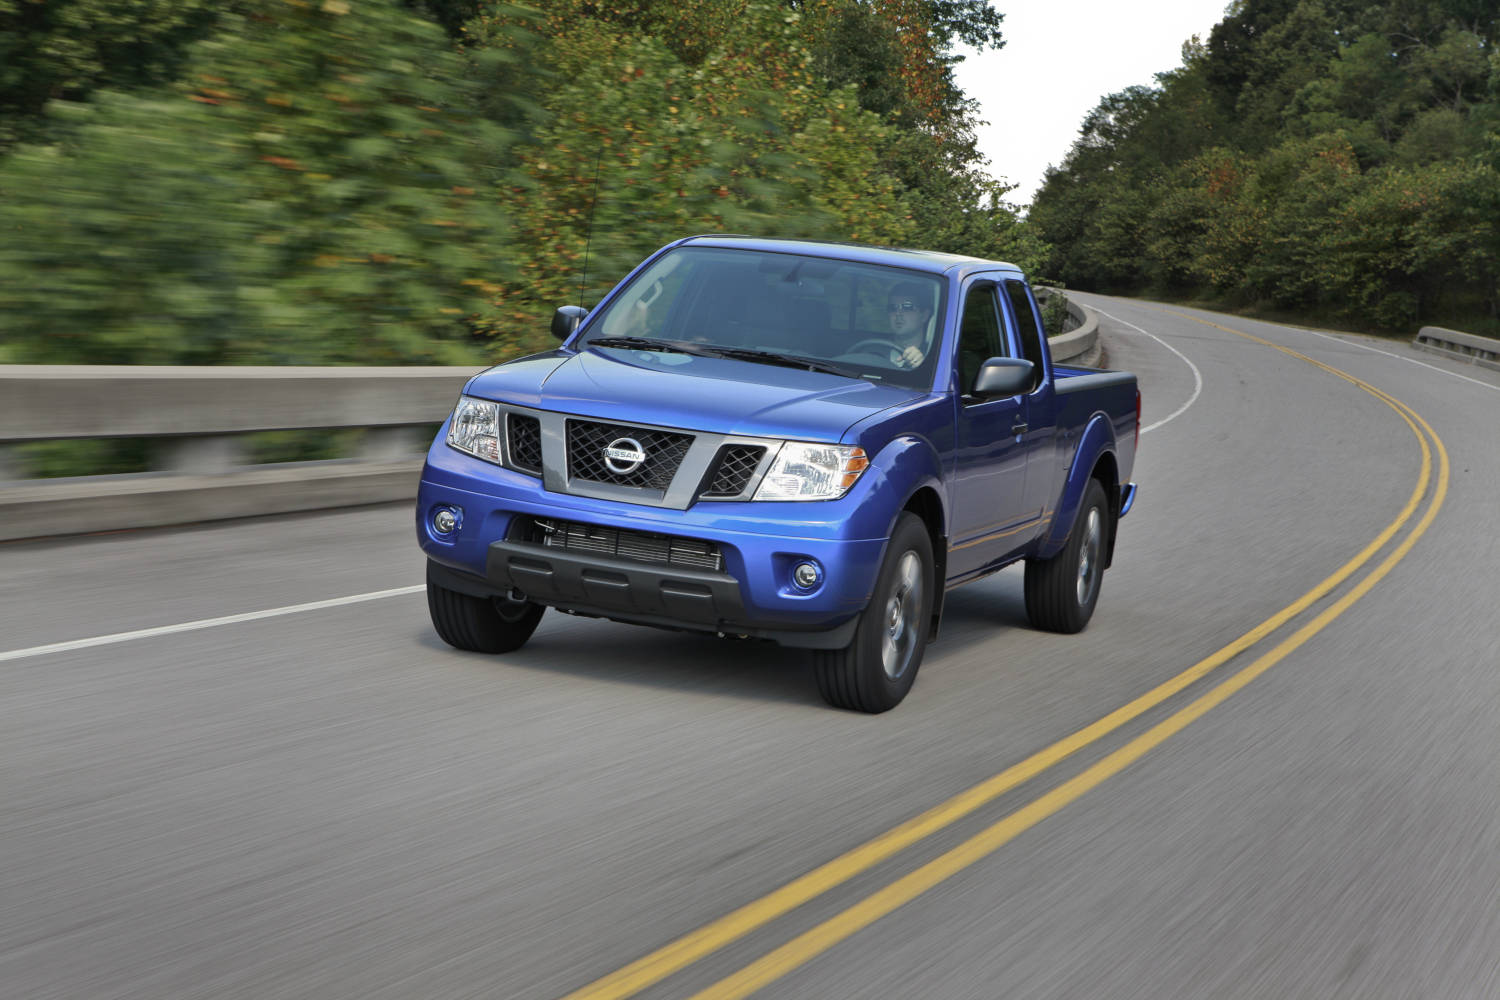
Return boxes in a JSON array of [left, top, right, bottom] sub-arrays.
[[551, 304, 589, 342], [971, 357, 1035, 398]]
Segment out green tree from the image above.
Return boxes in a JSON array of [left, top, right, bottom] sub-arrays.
[[476, 2, 918, 346], [1030, 0, 1500, 335], [0, 0, 513, 364], [0, 0, 234, 149]]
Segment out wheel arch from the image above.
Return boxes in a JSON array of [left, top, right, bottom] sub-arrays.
[[1037, 412, 1119, 562]]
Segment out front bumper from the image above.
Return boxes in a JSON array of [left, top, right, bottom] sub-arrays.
[[417, 445, 892, 647]]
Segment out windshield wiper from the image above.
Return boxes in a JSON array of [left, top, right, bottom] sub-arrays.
[[589, 338, 862, 379], [585, 336, 714, 356], [693, 345, 859, 379]]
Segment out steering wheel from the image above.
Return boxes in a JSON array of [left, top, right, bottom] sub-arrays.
[[844, 338, 906, 360]]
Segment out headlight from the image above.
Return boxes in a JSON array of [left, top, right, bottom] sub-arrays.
[[447, 395, 501, 463], [753, 443, 869, 501]]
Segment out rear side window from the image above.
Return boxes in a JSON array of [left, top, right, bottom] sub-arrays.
[[1003, 280, 1045, 392]]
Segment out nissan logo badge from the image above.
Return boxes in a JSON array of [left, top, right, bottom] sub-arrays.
[[603, 437, 647, 474]]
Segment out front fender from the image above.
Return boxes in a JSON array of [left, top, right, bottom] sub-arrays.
[[852, 434, 947, 541], [1036, 412, 1117, 560]]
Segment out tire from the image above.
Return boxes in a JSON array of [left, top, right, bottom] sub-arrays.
[[813, 512, 933, 713], [1024, 477, 1110, 634], [426, 563, 545, 653]]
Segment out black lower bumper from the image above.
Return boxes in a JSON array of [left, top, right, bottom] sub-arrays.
[[427, 545, 858, 650], [486, 538, 748, 626]]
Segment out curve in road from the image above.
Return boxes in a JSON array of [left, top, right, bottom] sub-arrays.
[[2, 300, 1496, 1000], [560, 308, 1450, 1000]]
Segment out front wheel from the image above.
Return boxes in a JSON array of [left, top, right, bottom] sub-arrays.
[[1024, 478, 1110, 634], [426, 563, 545, 653], [813, 512, 933, 713]]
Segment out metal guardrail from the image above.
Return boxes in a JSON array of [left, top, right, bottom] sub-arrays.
[[1412, 326, 1500, 371], [1, 313, 1107, 541]]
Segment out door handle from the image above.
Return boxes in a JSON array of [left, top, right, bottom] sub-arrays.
[[1011, 422, 1029, 435]]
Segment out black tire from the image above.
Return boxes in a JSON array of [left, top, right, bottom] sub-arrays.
[[426, 564, 545, 653], [813, 512, 933, 713], [1024, 477, 1110, 634]]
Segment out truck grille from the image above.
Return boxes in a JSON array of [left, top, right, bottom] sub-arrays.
[[514, 517, 724, 572], [507, 414, 542, 475], [566, 419, 692, 491], [702, 444, 766, 498]]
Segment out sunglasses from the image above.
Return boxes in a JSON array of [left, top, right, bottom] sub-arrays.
[[887, 300, 919, 314]]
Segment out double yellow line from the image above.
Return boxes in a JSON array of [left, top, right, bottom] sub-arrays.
[[561, 313, 1450, 1000]]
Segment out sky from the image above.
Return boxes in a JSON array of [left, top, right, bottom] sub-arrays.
[[950, 1, 1233, 209]]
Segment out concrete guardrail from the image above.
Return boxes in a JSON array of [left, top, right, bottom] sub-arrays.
[[1411, 326, 1500, 371], [1036, 288, 1100, 366], [0, 366, 479, 542], [0, 307, 1109, 541]]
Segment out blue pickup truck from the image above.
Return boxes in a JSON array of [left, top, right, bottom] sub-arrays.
[[417, 236, 1138, 712]]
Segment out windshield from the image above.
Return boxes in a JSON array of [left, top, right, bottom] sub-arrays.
[[578, 246, 946, 389]]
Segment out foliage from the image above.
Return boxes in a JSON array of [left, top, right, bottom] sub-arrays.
[[1030, 0, 1500, 334], [463, 0, 1037, 354], [473, 2, 918, 344], [794, 1, 1035, 265], [0, 0, 233, 149], [0, 0, 514, 365], [1038, 289, 1072, 336], [1, 0, 1041, 366]]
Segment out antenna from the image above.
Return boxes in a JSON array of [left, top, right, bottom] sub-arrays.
[[578, 144, 605, 312]]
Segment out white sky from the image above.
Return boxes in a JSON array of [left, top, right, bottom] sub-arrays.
[[951, 1, 1233, 208]]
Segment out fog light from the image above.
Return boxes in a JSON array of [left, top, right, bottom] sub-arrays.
[[792, 560, 823, 591], [432, 507, 460, 534]]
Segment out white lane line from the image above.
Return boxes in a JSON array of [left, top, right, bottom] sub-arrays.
[[1291, 326, 1500, 394], [1144, 302, 1499, 394], [1091, 305, 1204, 434], [0, 585, 425, 664]]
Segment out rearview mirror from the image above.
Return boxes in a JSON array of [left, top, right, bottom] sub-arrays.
[[971, 358, 1035, 398], [551, 304, 589, 342]]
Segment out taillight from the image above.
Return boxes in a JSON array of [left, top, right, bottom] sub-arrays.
[[1134, 389, 1141, 452]]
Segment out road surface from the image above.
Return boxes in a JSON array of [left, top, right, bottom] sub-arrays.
[[3, 299, 1497, 999]]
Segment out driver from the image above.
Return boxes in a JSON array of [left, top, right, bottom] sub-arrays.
[[886, 282, 932, 368]]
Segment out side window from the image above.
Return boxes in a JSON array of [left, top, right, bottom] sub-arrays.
[[957, 284, 1004, 397], [1003, 280, 1045, 392]]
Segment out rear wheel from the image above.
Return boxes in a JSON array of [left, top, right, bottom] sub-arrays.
[[813, 513, 933, 713], [426, 563, 544, 653], [1024, 478, 1110, 634]]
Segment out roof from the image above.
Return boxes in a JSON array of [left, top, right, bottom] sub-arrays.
[[679, 234, 1021, 278]]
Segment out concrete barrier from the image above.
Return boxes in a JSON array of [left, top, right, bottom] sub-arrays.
[[1038, 289, 1100, 366], [1412, 326, 1500, 371], [0, 365, 474, 440], [0, 365, 481, 542]]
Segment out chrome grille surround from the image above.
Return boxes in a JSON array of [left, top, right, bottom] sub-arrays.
[[478, 403, 780, 509]]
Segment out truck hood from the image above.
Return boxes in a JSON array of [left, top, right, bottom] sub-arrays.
[[465, 346, 922, 440]]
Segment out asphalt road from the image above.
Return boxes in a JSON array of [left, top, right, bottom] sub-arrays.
[[3, 300, 1498, 1000]]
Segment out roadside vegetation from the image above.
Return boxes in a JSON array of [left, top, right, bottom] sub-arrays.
[[4, 0, 1493, 375], [0, 0, 1035, 366], [1028, 0, 1500, 339]]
